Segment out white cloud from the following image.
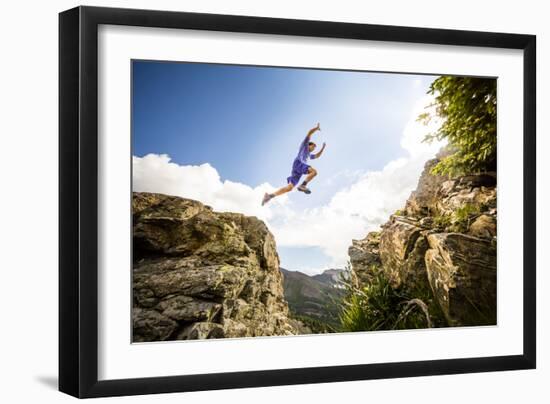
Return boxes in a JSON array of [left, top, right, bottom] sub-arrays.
[[133, 154, 289, 222], [133, 95, 444, 273]]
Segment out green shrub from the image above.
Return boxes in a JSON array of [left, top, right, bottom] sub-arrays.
[[449, 203, 480, 232], [432, 204, 481, 232], [433, 213, 452, 230], [338, 273, 438, 332]]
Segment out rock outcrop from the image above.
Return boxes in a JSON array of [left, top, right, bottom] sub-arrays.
[[348, 232, 382, 286], [425, 232, 496, 326], [349, 152, 497, 327], [132, 192, 298, 342]]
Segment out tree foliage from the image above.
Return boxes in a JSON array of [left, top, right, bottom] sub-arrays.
[[418, 76, 497, 176]]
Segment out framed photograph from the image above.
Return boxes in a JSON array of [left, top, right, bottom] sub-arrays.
[[59, 5, 536, 398]]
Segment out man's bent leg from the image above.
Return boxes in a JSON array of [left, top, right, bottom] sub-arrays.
[[298, 167, 317, 194], [304, 167, 317, 183]]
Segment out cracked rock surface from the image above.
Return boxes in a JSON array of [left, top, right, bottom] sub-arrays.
[[132, 192, 297, 342]]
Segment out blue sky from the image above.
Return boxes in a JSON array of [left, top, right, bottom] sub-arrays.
[[132, 60, 439, 273]]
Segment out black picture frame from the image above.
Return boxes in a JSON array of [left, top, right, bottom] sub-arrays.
[[59, 5, 536, 398]]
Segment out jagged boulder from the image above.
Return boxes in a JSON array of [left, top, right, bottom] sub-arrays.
[[405, 158, 448, 218], [348, 231, 381, 286], [436, 185, 496, 217], [425, 233, 497, 326], [378, 216, 430, 291], [177, 322, 225, 340], [348, 148, 497, 329], [132, 192, 297, 342], [405, 152, 496, 220], [469, 214, 497, 239]]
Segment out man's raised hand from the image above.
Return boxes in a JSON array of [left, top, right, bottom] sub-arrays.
[[307, 123, 321, 138]]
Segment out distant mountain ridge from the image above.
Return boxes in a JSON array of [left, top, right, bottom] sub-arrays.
[[280, 268, 349, 330], [311, 268, 349, 287]]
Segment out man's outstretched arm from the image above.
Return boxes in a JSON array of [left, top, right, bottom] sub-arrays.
[[306, 122, 321, 139], [313, 142, 326, 159]]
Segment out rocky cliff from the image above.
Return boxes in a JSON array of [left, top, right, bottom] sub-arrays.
[[132, 192, 298, 342], [349, 151, 497, 327]]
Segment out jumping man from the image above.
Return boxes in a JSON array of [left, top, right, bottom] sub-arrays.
[[262, 123, 326, 206]]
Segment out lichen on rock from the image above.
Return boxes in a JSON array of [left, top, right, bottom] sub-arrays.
[[132, 192, 298, 342], [348, 151, 497, 328], [425, 232, 497, 326], [348, 231, 382, 285]]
